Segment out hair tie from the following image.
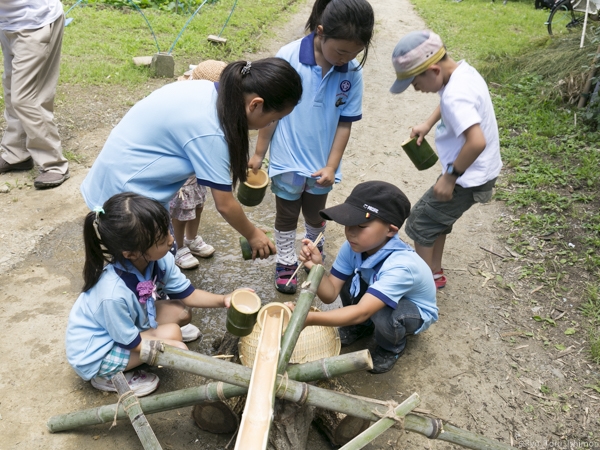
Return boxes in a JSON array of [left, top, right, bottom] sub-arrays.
[[241, 61, 251, 76], [93, 206, 105, 220], [91, 208, 109, 252]]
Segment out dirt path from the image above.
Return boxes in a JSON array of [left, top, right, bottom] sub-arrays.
[[1, 0, 598, 449]]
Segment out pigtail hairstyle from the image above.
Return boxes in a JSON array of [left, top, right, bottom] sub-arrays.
[[82, 192, 171, 292], [217, 58, 303, 187], [305, 0, 374, 68]]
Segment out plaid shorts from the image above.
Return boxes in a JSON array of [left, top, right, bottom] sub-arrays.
[[96, 345, 130, 378]]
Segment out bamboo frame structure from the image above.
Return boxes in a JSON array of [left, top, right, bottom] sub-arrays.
[[235, 305, 285, 450], [47, 350, 372, 433], [111, 372, 163, 450], [137, 343, 515, 450], [339, 393, 420, 450]]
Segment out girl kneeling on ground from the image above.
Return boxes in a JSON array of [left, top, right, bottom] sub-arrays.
[[65, 192, 235, 396]]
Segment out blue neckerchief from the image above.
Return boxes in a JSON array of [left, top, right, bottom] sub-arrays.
[[113, 260, 167, 329], [349, 236, 413, 297]]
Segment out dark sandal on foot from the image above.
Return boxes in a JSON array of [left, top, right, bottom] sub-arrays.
[[275, 263, 298, 294]]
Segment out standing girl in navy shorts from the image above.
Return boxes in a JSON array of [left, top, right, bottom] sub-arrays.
[[249, 0, 375, 294], [65, 193, 236, 396]]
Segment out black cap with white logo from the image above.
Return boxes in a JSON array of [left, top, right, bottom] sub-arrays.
[[320, 181, 411, 228]]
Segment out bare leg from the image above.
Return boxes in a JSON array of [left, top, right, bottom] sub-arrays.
[[172, 218, 187, 249], [414, 234, 446, 274], [431, 234, 446, 274], [184, 206, 203, 241], [125, 323, 187, 370], [155, 299, 191, 327]]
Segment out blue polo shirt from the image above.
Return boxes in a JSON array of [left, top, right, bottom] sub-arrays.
[[330, 235, 438, 334], [268, 33, 364, 182], [80, 80, 232, 210], [65, 253, 195, 380]]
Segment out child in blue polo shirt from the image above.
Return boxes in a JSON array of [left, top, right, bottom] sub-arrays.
[[297, 181, 438, 374], [249, 0, 375, 294], [66, 193, 235, 396]]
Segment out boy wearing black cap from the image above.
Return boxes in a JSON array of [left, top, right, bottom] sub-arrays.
[[298, 181, 438, 374], [390, 30, 502, 289]]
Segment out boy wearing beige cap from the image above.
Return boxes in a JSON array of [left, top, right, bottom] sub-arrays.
[[390, 30, 502, 289]]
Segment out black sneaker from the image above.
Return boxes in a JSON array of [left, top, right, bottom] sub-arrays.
[[368, 346, 404, 374], [338, 322, 375, 346]]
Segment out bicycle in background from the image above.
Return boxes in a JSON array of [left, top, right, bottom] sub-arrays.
[[546, 0, 599, 35]]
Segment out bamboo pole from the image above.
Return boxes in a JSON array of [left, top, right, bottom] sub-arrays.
[[235, 306, 285, 450], [111, 372, 163, 450], [47, 350, 372, 433], [339, 393, 421, 450], [139, 343, 514, 450], [49, 344, 514, 449], [277, 264, 325, 374]]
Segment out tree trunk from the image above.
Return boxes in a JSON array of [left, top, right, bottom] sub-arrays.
[[313, 378, 371, 447], [268, 399, 315, 450]]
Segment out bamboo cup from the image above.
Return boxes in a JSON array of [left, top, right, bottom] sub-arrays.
[[237, 168, 269, 207], [401, 136, 438, 171], [226, 290, 261, 337], [239, 231, 274, 260]]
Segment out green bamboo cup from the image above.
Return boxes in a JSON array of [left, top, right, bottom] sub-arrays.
[[237, 168, 269, 207], [239, 231, 274, 260], [401, 136, 439, 171], [226, 290, 262, 337]]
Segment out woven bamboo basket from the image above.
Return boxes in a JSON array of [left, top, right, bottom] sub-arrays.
[[238, 305, 341, 367]]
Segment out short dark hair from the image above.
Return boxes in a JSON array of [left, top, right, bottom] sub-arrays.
[[305, 0, 375, 68]]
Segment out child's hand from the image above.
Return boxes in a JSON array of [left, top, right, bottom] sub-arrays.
[[248, 153, 264, 174], [312, 166, 335, 187], [433, 174, 456, 202], [223, 287, 255, 308], [410, 122, 431, 146], [222, 293, 232, 308], [284, 301, 295, 311], [299, 239, 322, 268]]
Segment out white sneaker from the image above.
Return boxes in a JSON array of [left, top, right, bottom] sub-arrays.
[[90, 370, 159, 397], [185, 235, 215, 258], [180, 323, 202, 342], [175, 246, 200, 269]]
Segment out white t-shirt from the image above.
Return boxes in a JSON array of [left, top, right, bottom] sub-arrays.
[[435, 61, 502, 188], [0, 1, 63, 31]]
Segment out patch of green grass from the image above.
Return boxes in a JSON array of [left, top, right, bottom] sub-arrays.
[[409, 0, 549, 65], [411, 0, 600, 363], [58, 0, 298, 85]]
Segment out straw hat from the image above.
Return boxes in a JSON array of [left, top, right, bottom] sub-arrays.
[[190, 59, 227, 82]]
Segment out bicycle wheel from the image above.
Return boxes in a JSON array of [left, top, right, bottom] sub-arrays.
[[547, 0, 585, 35]]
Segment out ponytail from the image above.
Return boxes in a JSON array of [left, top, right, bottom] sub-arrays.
[[217, 58, 302, 187], [305, 0, 374, 68], [81, 193, 171, 292], [82, 212, 108, 292]]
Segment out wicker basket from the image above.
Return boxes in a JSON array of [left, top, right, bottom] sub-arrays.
[[238, 305, 341, 368]]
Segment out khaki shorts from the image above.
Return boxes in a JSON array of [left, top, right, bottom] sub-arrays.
[[405, 178, 497, 247]]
